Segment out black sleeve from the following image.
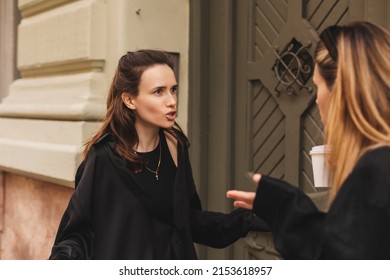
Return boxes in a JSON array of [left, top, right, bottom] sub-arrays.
[[253, 148, 390, 260], [184, 149, 269, 248], [49, 151, 96, 260], [190, 206, 269, 248], [253, 176, 326, 259]]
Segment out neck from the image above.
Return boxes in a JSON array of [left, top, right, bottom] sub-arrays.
[[134, 124, 160, 152]]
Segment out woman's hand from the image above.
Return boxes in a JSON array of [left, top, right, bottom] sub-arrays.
[[226, 173, 261, 210]]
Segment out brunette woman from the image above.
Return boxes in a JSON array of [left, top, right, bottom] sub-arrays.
[[50, 50, 263, 260]]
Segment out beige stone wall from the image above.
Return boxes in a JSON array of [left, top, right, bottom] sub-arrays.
[[0, 0, 189, 259], [0, 0, 18, 101]]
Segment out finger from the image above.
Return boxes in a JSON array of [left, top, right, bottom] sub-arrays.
[[253, 173, 262, 184], [226, 190, 256, 201], [233, 201, 253, 210]]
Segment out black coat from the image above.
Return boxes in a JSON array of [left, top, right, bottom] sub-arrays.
[[50, 133, 261, 259], [253, 146, 390, 259]]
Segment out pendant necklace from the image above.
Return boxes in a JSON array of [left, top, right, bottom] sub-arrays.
[[144, 138, 162, 180]]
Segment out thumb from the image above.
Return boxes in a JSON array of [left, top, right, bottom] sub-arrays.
[[253, 173, 262, 184]]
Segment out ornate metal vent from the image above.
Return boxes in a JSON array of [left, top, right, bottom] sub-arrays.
[[272, 38, 314, 96]]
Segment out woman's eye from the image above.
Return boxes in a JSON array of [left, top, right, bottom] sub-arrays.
[[154, 89, 162, 94], [171, 87, 178, 94]]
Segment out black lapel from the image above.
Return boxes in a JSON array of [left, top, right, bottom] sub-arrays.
[[172, 142, 185, 224]]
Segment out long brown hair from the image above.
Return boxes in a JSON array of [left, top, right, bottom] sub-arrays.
[[83, 49, 189, 171], [316, 21, 390, 201]]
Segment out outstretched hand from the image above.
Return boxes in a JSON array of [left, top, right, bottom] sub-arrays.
[[226, 173, 262, 210]]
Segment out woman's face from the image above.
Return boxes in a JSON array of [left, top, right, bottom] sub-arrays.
[[130, 64, 177, 129], [313, 65, 332, 124]]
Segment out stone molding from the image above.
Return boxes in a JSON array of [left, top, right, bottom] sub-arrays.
[[0, 0, 18, 101], [19, 59, 105, 78], [0, 72, 107, 121], [0, 119, 101, 187], [17, 0, 106, 73], [19, 0, 78, 18]]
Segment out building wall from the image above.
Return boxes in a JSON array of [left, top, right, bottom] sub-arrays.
[[1, 174, 72, 259], [0, 0, 189, 259]]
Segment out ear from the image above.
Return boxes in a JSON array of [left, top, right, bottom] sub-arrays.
[[121, 92, 136, 110]]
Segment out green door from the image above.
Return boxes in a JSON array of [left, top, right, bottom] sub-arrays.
[[189, 0, 390, 260], [233, 0, 349, 259]]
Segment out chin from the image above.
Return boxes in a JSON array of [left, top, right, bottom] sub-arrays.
[[159, 122, 175, 129]]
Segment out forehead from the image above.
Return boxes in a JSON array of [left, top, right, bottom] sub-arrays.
[[140, 64, 176, 85]]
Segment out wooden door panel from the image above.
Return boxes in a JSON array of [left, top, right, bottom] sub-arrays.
[[233, 0, 351, 259], [190, 0, 390, 261], [252, 82, 286, 179], [306, 0, 348, 30], [301, 105, 324, 192], [243, 0, 348, 190]]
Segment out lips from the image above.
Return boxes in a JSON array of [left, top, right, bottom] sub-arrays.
[[165, 111, 177, 121]]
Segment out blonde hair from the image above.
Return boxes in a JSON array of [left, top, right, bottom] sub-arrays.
[[323, 21, 390, 200]]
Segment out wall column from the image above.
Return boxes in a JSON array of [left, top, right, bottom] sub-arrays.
[[0, 0, 189, 259]]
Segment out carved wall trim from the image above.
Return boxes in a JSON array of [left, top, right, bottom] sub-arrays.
[[19, 0, 78, 18]]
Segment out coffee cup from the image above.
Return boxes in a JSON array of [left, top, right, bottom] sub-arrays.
[[310, 145, 331, 188]]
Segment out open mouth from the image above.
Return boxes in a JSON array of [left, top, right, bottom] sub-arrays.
[[165, 111, 176, 121]]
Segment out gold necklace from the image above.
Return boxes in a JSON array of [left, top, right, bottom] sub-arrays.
[[144, 138, 161, 180]]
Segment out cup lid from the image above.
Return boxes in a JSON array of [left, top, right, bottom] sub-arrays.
[[310, 145, 331, 154]]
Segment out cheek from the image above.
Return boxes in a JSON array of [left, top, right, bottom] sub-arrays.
[[137, 100, 162, 115], [316, 87, 331, 122]]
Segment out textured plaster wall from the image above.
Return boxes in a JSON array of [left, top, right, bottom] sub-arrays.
[[0, 173, 72, 259]]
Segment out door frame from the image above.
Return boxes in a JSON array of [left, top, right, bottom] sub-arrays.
[[189, 0, 238, 259]]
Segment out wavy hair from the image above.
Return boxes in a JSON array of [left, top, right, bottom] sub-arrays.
[[83, 49, 188, 172], [317, 21, 390, 200]]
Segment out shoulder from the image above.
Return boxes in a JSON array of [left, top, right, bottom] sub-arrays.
[[348, 146, 390, 207], [81, 133, 115, 169], [354, 146, 390, 172], [94, 133, 114, 148], [88, 133, 114, 155], [75, 133, 118, 186]]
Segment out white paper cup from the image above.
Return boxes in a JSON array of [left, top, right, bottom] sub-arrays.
[[310, 145, 331, 188]]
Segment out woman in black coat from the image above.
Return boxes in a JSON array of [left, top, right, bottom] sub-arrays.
[[227, 21, 390, 259], [50, 50, 264, 260]]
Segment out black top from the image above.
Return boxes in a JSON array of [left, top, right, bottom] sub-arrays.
[[49, 131, 268, 260], [135, 130, 175, 218], [253, 146, 390, 259]]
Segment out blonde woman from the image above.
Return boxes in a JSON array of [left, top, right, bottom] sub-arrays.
[[227, 21, 390, 259]]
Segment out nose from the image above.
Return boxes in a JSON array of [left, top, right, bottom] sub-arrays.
[[166, 93, 176, 108]]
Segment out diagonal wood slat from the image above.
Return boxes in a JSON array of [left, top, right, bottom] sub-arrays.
[[306, 0, 349, 31], [254, 0, 288, 58], [257, 0, 286, 32], [267, 0, 288, 22], [304, 0, 323, 21], [301, 103, 324, 192], [253, 117, 285, 168], [254, 136, 285, 177], [253, 107, 284, 150], [253, 97, 279, 136]]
